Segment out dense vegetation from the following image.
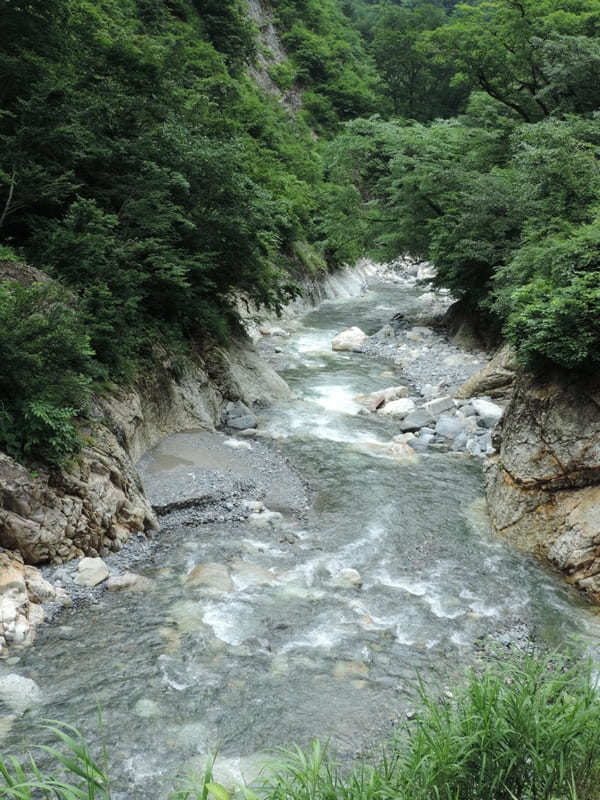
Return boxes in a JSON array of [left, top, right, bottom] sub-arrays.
[[0, 0, 351, 464], [3, 653, 600, 799], [1, 0, 600, 464], [322, 0, 600, 374]]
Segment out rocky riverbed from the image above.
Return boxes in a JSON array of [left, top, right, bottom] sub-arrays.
[[2, 261, 600, 798]]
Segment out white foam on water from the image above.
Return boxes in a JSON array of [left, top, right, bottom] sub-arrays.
[[427, 594, 467, 620], [376, 571, 430, 597], [295, 330, 335, 354], [202, 602, 257, 646], [311, 385, 361, 415], [467, 599, 501, 618], [280, 617, 349, 653]]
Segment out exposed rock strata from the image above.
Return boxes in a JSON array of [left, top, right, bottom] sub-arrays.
[[0, 551, 69, 654], [484, 373, 600, 601], [1, 341, 290, 567]]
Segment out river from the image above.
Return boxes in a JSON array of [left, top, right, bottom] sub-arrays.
[[3, 267, 600, 797]]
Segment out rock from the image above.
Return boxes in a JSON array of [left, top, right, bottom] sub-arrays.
[[387, 442, 417, 460], [400, 410, 436, 432], [259, 326, 289, 338], [466, 438, 482, 457], [485, 373, 600, 602], [471, 398, 504, 428], [378, 398, 416, 417], [333, 660, 369, 680], [423, 395, 455, 416], [74, 557, 109, 587], [248, 509, 283, 527], [231, 559, 277, 587], [370, 324, 396, 341], [333, 568, 362, 589], [228, 415, 257, 430], [0, 553, 69, 654], [223, 401, 258, 430], [353, 386, 409, 412], [243, 500, 264, 513], [0, 674, 41, 714], [224, 438, 252, 450], [412, 433, 434, 452], [455, 345, 516, 400], [392, 432, 416, 444], [107, 572, 153, 592], [435, 414, 464, 439], [451, 431, 468, 451], [331, 327, 368, 352], [134, 698, 161, 718], [185, 563, 234, 592]]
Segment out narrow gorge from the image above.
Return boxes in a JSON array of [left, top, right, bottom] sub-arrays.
[[2, 263, 600, 796]]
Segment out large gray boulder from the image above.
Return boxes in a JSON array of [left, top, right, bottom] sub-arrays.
[[485, 373, 600, 602], [455, 345, 516, 401], [331, 327, 368, 352]]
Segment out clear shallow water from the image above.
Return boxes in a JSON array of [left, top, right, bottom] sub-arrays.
[[3, 278, 600, 797]]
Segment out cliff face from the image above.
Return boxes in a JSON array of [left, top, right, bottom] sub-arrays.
[[0, 341, 290, 566], [484, 373, 600, 601]]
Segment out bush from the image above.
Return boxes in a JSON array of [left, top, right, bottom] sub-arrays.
[[259, 652, 600, 800], [0, 281, 95, 466], [505, 274, 600, 373]]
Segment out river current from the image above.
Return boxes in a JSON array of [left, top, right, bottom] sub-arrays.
[[3, 271, 600, 797]]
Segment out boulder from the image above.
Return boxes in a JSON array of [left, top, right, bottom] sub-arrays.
[[331, 327, 368, 353], [423, 395, 455, 416], [223, 400, 258, 430], [185, 563, 234, 592], [378, 398, 416, 417], [435, 414, 464, 439], [332, 568, 362, 589], [74, 557, 109, 587], [353, 385, 409, 412], [485, 373, 600, 602], [107, 572, 153, 592], [0, 552, 70, 654], [455, 345, 516, 400], [0, 674, 41, 715], [399, 409, 435, 432], [471, 398, 504, 428]]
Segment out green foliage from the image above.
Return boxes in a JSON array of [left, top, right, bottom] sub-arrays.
[[257, 653, 600, 800], [269, 61, 298, 92], [4, 654, 600, 799], [371, 3, 467, 120], [321, 0, 600, 373], [0, 282, 94, 465], [0, 246, 19, 262], [0, 720, 111, 799], [271, 0, 378, 131]]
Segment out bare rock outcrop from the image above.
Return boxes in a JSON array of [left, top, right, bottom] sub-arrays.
[[0, 340, 290, 567], [484, 373, 600, 601], [455, 345, 517, 401], [0, 551, 69, 655]]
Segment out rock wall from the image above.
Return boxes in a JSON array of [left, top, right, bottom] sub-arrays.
[[0, 340, 290, 567], [484, 373, 600, 602]]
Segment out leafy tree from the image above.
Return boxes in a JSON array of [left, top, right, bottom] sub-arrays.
[[0, 281, 94, 465], [371, 3, 467, 119]]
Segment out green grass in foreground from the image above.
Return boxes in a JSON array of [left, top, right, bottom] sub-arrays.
[[2, 652, 600, 799]]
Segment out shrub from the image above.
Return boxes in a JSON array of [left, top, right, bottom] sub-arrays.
[[0, 281, 95, 466]]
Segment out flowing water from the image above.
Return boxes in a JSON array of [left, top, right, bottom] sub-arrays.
[[3, 272, 600, 797]]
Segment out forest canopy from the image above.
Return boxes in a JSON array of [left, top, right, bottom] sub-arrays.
[[1, 0, 599, 464]]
